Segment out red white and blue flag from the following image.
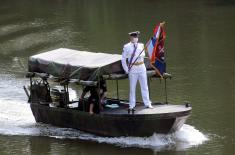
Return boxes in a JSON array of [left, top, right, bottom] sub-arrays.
[[146, 23, 166, 63]]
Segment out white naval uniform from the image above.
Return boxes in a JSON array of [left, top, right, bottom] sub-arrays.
[[121, 42, 152, 109]]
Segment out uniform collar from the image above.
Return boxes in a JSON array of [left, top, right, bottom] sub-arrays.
[[130, 42, 138, 46]]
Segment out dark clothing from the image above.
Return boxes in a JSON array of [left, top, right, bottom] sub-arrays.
[[83, 80, 107, 98], [99, 80, 107, 97], [83, 86, 99, 99], [82, 80, 107, 113], [87, 95, 99, 113]]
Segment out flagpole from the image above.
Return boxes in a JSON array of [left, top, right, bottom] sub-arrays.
[[128, 39, 150, 71], [128, 22, 165, 73]]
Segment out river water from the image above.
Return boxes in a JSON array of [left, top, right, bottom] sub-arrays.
[[0, 0, 235, 154]]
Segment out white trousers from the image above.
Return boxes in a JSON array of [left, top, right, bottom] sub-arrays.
[[129, 72, 151, 109]]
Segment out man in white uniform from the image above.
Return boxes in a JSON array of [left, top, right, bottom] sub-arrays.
[[121, 31, 153, 110]]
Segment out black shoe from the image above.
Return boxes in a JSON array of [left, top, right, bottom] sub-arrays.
[[128, 108, 131, 114], [131, 108, 135, 114], [128, 108, 135, 114]]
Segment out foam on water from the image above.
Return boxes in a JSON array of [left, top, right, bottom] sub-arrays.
[[0, 99, 208, 151]]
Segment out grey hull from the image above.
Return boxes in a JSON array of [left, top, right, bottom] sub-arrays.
[[30, 103, 191, 137]]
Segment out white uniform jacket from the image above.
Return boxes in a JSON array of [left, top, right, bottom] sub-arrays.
[[121, 42, 146, 74]]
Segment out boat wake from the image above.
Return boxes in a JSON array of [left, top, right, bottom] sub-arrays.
[[77, 124, 208, 151], [0, 99, 208, 151]]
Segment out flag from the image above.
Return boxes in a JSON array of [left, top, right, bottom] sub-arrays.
[[146, 35, 157, 63], [146, 23, 166, 62], [146, 23, 166, 75]]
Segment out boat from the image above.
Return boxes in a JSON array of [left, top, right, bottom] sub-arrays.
[[24, 48, 192, 137]]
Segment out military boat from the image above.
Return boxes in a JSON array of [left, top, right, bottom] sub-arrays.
[[24, 48, 191, 137]]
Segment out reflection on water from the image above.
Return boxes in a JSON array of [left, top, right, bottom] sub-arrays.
[[0, 99, 208, 153]]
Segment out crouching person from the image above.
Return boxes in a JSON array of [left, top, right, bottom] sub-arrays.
[[80, 79, 107, 114]]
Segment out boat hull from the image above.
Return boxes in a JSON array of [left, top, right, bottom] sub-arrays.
[[30, 103, 191, 137]]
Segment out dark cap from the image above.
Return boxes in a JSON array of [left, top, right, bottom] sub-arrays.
[[128, 31, 140, 37]]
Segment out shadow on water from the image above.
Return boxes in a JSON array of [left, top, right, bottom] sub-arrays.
[[0, 135, 157, 155], [0, 26, 74, 57], [0, 14, 25, 26], [0, 23, 61, 44], [0, 123, 208, 154]]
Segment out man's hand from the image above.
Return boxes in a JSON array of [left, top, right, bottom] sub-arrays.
[[160, 21, 166, 27]]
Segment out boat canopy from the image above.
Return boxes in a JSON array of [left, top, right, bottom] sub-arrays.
[[28, 48, 152, 81]]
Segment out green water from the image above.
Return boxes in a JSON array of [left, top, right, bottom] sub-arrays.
[[0, 0, 235, 154]]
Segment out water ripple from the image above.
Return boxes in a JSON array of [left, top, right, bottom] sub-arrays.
[[0, 99, 208, 151]]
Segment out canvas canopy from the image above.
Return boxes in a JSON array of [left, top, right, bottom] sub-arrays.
[[28, 48, 127, 80], [28, 48, 154, 81]]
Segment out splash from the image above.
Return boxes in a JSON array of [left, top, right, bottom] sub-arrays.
[[77, 124, 208, 151], [0, 99, 208, 151]]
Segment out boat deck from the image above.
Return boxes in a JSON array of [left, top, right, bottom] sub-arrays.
[[101, 104, 191, 115]]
